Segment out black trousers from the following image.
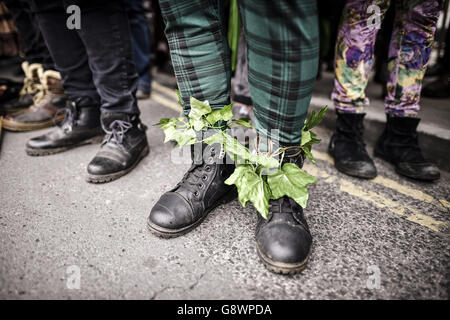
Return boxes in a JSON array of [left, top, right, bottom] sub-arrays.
[[28, 0, 139, 114], [4, 0, 54, 70]]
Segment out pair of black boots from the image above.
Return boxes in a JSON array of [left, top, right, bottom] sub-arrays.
[[329, 113, 440, 181], [147, 131, 312, 275], [26, 97, 149, 183]]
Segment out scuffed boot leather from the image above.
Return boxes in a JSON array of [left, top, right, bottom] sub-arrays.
[[256, 152, 313, 275], [86, 112, 149, 183], [26, 97, 103, 156], [148, 130, 237, 237], [374, 115, 440, 181], [329, 112, 377, 179], [4, 69, 67, 131]]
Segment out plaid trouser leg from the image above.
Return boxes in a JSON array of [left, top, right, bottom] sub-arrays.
[[239, 0, 319, 147], [159, 0, 319, 146], [159, 0, 231, 113]]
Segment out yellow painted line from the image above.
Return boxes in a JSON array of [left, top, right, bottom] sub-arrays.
[[312, 150, 445, 208], [439, 199, 450, 209], [152, 81, 179, 100], [151, 91, 181, 113], [303, 163, 448, 233]]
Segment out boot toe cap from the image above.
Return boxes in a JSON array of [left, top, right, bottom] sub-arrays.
[[397, 162, 440, 181], [336, 159, 377, 179], [148, 193, 194, 231], [256, 222, 312, 265], [26, 135, 49, 149], [87, 157, 123, 176]]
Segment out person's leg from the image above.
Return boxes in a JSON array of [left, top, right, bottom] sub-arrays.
[[148, 0, 236, 237], [384, 0, 440, 117], [239, 0, 319, 274], [124, 0, 152, 98], [374, 0, 441, 181], [328, 0, 391, 179], [66, 0, 139, 115], [2, 0, 55, 114], [232, 31, 252, 118], [240, 0, 318, 150], [4, 0, 53, 69]]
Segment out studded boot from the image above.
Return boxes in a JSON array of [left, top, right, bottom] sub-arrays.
[[148, 129, 237, 237]]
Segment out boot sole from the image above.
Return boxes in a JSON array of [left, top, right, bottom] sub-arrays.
[[374, 150, 440, 182], [3, 114, 65, 132], [26, 134, 104, 157], [147, 188, 238, 239], [86, 145, 150, 184], [256, 244, 311, 275]]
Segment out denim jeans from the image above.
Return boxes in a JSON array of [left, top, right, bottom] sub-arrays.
[[125, 0, 152, 90], [28, 0, 139, 114], [4, 0, 54, 70]]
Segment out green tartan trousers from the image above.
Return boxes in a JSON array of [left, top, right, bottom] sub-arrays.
[[159, 0, 319, 147]]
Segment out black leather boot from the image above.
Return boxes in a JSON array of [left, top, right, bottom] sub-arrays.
[[329, 112, 377, 179], [86, 112, 149, 183], [147, 130, 237, 238], [256, 153, 312, 275], [374, 115, 440, 181], [26, 97, 103, 156]]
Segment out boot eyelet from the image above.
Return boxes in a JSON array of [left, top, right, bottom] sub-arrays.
[[198, 183, 204, 188], [205, 166, 211, 172], [202, 175, 208, 181], [194, 191, 200, 197]]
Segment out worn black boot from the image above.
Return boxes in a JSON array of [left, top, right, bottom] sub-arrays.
[[26, 97, 103, 156], [374, 115, 440, 181], [256, 153, 312, 275], [86, 112, 149, 183], [329, 112, 377, 179], [147, 130, 237, 238]]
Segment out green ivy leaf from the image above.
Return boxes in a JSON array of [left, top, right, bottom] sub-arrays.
[[249, 152, 279, 169], [300, 130, 312, 146], [175, 89, 183, 107], [304, 106, 328, 131], [267, 163, 317, 208], [225, 164, 270, 218], [203, 131, 251, 163], [230, 118, 252, 128], [189, 97, 212, 121], [205, 104, 233, 125]]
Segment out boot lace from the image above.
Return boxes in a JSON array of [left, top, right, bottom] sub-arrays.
[[102, 120, 132, 145], [54, 106, 75, 132]]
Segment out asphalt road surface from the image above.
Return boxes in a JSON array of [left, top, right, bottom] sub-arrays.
[[0, 82, 448, 299]]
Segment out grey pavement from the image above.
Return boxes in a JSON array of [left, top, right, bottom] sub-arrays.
[[0, 83, 449, 300]]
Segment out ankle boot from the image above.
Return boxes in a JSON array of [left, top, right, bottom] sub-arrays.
[[147, 130, 237, 237], [86, 112, 149, 183], [26, 97, 103, 156], [3, 69, 67, 132], [3, 62, 42, 114], [374, 115, 440, 181], [256, 152, 312, 274], [329, 112, 377, 179]]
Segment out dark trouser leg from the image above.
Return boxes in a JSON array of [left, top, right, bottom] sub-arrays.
[[4, 0, 54, 70], [125, 0, 152, 90], [28, 0, 99, 103], [67, 0, 139, 114]]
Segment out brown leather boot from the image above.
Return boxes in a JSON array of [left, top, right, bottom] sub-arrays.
[[3, 69, 67, 132], [2, 62, 42, 115]]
